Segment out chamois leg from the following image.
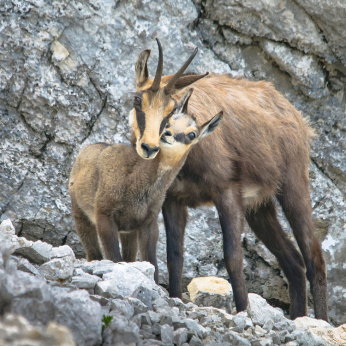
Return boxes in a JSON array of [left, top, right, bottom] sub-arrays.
[[138, 222, 159, 284], [120, 231, 138, 262], [70, 197, 103, 261], [214, 187, 248, 312], [246, 200, 307, 319], [95, 209, 122, 262], [277, 175, 328, 321], [162, 196, 188, 298]]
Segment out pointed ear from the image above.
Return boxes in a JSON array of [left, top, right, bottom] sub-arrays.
[[135, 49, 150, 90], [198, 111, 223, 141], [169, 72, 209, 96], [176, 88, 193, 114]]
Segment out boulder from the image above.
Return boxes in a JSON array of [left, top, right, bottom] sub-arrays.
[[187, 276, 233, 312]]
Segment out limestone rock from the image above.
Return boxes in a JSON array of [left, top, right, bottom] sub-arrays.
[[247, 293, 286, 327], [14, 240, 52, 264], [39, 258, 74, 281], [0, 314, 76, 346], [187, 276, 233, 312], [70, 270, 101, 290], [54, 290, 102, 346], [294, 316, 332, 330]]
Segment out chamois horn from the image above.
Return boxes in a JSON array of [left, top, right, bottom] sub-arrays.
[[164, 47, 198, 95], [151, 38, 164, 92]]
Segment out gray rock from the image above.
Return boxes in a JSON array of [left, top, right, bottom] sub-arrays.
[[110, 299, 135, 320], [103, 315, 140, 346], [173, 328, 188, 345], [39, 258, 74, 281], [17, 258, 41, 276], [71, 271, 101, 290], [160, 324, 174, 344], [189, 335, 203, 346], [51, 245, 76, 262], [0, 313, 76, 346], [247, 294, 285, 326], [95, 262, 165, 308], [14, 240, 53, 264], [54, 290, 102, 346]]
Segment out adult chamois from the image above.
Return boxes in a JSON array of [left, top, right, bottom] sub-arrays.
[[69, 89, 222, 283], [130, 39, 328, 321]]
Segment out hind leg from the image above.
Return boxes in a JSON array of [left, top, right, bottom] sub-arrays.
[[120, 232, 138, 262], [246, 200, 307, 319], [70, 197, 103, 261], [277, 172, 328, 321]]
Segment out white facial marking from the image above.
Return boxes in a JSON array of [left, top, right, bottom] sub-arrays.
[[129, 109, 135, 127]]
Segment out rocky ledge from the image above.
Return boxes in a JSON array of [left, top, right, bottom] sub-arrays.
[[1, 218, 345, 346]]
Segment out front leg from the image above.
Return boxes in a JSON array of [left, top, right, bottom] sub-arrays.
[[120, 231, 138, 262], [95, 209, 122, 262], [138, 221, 159, 284], [213, 186, 248, 312], [162, 196, 187, 298]]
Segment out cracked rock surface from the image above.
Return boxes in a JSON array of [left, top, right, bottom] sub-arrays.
[[1, 221, 345, 346], [1, 0, 346, 326]]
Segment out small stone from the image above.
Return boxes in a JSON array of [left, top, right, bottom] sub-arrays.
[[160, 324, 174, 344], [151, 322, 161, 335], [110, 299, 135, 320], [127, 297, 149, 315], [251, 338, 273, 346], [17, 258, 40, 276], [262, 319, 274, 332], [267, 331, 280, 344], [247, 294, 285, 326], [39, 258, 74, 281], [14, 240, 52, 264], [189, 335, 203, 346], [71, 272, 101, 289], [254, 325, 267, 337], [173, 328, 188, 345], [51, 245, 76, 262]]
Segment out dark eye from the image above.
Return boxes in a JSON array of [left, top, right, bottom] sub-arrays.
[[187, 132, 196, 140], [164, 131, 172, 136], [134, 97, 141, 107]]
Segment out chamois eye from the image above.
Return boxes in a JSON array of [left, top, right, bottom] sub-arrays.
[[164, 131, 172, 136], [187, 132, 196, 140], [134, 97, 141, 106]]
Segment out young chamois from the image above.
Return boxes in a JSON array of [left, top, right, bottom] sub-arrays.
[[129, 39, 328, 321], [68, 89, 222, 283]]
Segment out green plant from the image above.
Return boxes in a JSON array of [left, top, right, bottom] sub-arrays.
[[101, 314, 113, 334]]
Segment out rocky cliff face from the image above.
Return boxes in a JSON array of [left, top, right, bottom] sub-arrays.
[[1, 0, 345, 326]]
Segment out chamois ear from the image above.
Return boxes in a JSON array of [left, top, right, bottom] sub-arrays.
[[135, 49, 151, 90], [198, 111, 223, 141], [170, 72, 209, 96], [176, 88, 194, 114]]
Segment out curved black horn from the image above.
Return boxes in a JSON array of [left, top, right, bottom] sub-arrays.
[[164, 47, 198, 95], [151, 38, 163, 92]]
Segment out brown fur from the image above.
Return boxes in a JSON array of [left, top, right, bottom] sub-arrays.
[[131, 46, 328, 321], [69, 93, 222, 284]]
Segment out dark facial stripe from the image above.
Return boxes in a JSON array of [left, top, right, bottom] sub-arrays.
[[159, 117, 168, 135], [174, 133, 191, 145], [135, 109, 146, 138]]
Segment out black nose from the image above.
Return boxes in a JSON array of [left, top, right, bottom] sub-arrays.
[[141, 143, 159, 157]]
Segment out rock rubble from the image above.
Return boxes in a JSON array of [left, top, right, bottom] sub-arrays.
[[1, 219, 345, 345]]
